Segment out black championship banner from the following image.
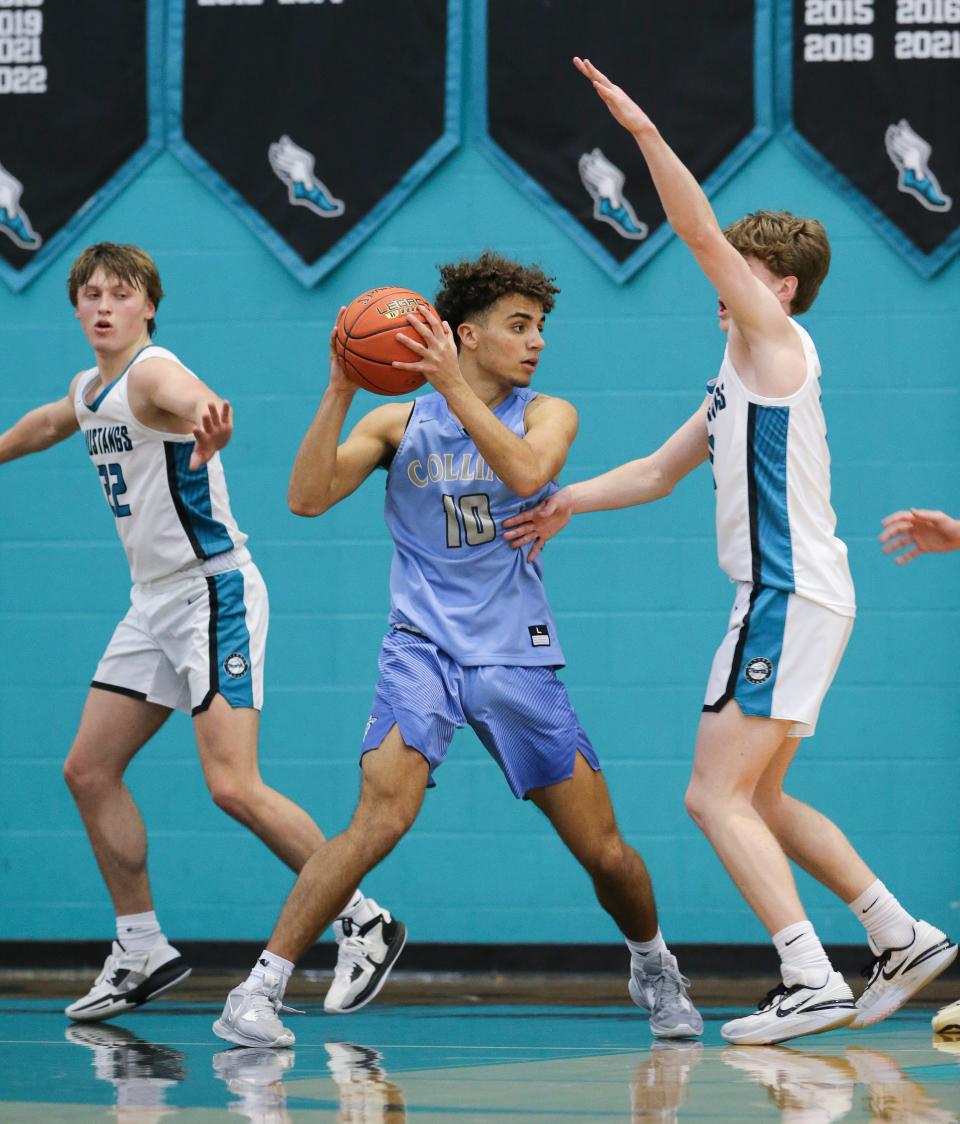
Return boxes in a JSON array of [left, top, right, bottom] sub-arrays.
[[778, 0, 960, 276], [476, 0, 773, 283], [168, 0, 462, 287], [0, 0, 163, 292]]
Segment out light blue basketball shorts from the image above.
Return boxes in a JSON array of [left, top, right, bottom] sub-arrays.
[[361, 628, 600, 798]]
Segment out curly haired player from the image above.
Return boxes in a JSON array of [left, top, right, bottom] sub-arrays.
[[213, 251, 702, 1048]]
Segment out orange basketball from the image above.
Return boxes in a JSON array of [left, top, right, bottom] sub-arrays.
[[335, 286, 436, 396]]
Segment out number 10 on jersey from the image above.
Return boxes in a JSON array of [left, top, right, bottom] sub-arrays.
[[443, 493, 495, 547]]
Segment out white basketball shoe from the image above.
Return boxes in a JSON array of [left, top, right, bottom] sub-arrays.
[[721, 970, 856, 1045], [851, 921, 957, 1029], [324, 902, 406, 1014], [213, 969, 298, 1049], [65, 940, 191, 1022]]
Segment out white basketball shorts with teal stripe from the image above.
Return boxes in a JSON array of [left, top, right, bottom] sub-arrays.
[[703, 581, 853, 738], [92, 549, 267, 715]]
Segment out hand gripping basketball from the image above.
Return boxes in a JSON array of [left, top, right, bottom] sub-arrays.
[[334, 286, 437, 396]]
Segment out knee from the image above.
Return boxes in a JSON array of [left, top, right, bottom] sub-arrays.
[[369, 811, 413, 861], [63, 751, 110, 803], [582, 834, 631, 884], [683, 781, 711, 830], [350, 806, 414, 865], [684, 779, 732, 832], [207, 771, 258, 823]]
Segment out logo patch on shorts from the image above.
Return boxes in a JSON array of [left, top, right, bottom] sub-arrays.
[[363, 715, 377, 738], [744, 657, 773, 684], [223, 652, 249, 678], [529, 624, 551, 647]]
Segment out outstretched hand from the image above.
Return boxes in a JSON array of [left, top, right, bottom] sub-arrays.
[[502, 489, 575, 563], [394, 307, 463, 394], [573, 57, 654, 136], [191, 401, 232, 469], [880, 508, 960, 565]]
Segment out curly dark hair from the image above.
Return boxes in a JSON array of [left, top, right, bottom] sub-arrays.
[[435, 251, 559, 347]]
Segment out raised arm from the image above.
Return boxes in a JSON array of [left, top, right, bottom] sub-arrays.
[[503, 400, 708, 561], [288, 323, 411, 517], [0, 376, 81, 464], [394, 307, 578, 497], [574, 58, 791, 345]]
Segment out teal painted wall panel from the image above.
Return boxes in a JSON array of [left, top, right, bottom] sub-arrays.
[[0, 53, 957, 951]]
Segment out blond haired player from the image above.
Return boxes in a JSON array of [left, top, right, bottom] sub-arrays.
[[504, 60, 956, 1046], [0, 243, 402, 1021]]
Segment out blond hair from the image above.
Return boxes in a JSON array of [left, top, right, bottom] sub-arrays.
[[68, 243, 164, 336], [723, 211, 830, 314]]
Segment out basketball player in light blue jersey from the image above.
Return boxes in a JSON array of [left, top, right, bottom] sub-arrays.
[[213, 251, 702, 1048], [504, 60, 956, 1046], [0, 243, 401, 1022]]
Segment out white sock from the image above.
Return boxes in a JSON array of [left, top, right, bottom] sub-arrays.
[[626, 928, 667, 964], [337, 890, 380, 928], [116, 911, 163, 953], [247, 949, 293, 995], [848, 879, 916, 951], [774, 920, 832, 988]]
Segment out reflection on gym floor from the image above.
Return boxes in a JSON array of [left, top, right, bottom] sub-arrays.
[[2, 1000, 957, 1121]]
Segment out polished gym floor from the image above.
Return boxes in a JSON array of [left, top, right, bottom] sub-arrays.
[[0, 987, 958, 1121]]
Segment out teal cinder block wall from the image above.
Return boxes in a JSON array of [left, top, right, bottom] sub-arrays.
[[1, 80, 957, 947]]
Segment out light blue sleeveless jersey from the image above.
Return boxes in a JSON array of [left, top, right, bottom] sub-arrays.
[[385, 389, 565, 667]]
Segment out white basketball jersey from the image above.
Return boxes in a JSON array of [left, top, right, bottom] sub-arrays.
[[705, 321, 855, 617], [74, 344, 247, 584]]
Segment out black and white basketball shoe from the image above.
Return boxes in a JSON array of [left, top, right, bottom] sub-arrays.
[[721, 970, 856, 1045], [324, 903, 407, 1013], [851, 921, 957, 1029], [65, 940, 191, 1022]]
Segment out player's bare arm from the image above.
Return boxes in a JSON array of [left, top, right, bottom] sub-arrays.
[[395, 307, 578, 497], [880, 508, 960, 564], [127, 357, 231, 469], [504, 400, 709, 561], [574, 57, 804, 396], [0, 374, 81, 464], [289, 323, 410, 516]]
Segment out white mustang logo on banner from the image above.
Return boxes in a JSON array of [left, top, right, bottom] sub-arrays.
[[0, 162, 42, 251], [268, 135, 345, 219], [885, 120, 952, 214], [579, 148, 648, 241]]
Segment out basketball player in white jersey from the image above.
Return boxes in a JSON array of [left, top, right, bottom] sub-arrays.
[[0, 243, 403, 1021], [503, 60, 956, 1045]]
